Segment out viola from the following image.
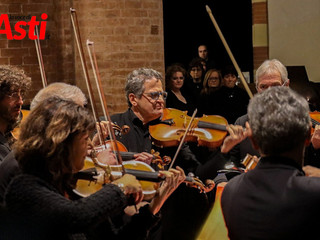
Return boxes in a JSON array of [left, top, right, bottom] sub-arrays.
[[149, 108, 228, 149]]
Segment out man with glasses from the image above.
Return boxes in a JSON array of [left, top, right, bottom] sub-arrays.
[[0, 65, 31, 163], [221, 86, 320, 239], [227, 59, 290, 167], [111, 68, 249, 240]]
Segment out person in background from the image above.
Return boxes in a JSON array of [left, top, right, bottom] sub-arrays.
[[197, 44, 217, 71], [221, 86, 320, 239], [215, 65, 250, 124], [228, 59, 290, 166], [165, 64, 196, 115], [0, 65, 31, 163], [199, 68, 222, 116], [1, 97, 186, 240], [182, 58, 205, 114]]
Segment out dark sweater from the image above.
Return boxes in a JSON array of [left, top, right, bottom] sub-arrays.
[[2, 174, 159, 240]]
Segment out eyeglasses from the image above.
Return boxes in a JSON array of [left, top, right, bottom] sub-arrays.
[[208, 77, 219, 81], [143, 91, 168, 101], [6, 91, 23, 100]]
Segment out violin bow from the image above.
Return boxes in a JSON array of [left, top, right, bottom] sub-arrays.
[[86, 40, 125, 168], [70, 8, 104, 146], [34, 25, 48, 88], [169, 108, 198, 169], [205, 5, 253, 99]]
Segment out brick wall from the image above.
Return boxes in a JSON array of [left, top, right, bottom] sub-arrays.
[[1, 0, 165, 115], [72, 0, 165, 115], [0, 0, 74, 107]]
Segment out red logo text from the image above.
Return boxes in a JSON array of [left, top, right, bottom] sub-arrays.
[[0, 13, 47, 40]]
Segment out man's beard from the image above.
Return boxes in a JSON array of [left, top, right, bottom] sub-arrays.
[[0, 107, 21, 133], [7, 118, 20, 132]]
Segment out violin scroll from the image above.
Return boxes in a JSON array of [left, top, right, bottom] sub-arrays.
[[185, 173, 215, 193]]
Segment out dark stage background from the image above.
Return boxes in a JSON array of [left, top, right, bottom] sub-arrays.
[[163, 0, 253, 81]]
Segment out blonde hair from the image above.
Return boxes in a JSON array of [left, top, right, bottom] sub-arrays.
[[201, 69, 222, 95]]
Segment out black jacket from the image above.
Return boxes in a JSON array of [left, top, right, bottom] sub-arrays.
[[221, 156, 320, 240]]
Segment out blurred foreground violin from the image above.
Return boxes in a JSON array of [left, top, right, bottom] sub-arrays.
[[149, 108, 228, 149], [74, 153, 215, 200]]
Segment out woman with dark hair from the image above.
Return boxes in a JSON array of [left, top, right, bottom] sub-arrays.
[[2, 97, 185, 240], [165, 64, 196, 115], [215, 65, 250, 123], [181, 58, 205, 113]]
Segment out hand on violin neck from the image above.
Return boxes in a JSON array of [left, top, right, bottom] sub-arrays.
[[220, 123, 251, 153], [92, 121, 110, 147], [97, 148, 117, 165], [148, 166, 185, 215], [303, 165, 320, 177], [311, 125, 320, 149], [133, 152, 154, 165], [112, 174, 144, 205]]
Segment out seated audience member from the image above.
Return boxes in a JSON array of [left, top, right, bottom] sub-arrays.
[[221, 86, 320, 239], [182, 58, 205, 113], [197, 44, 218, 71], [1, 97, 185, 240], [214, 65, 250, 124], [199, 68, 222, 115], [165, 64, 196, 115], [0, 65, 31, 163]]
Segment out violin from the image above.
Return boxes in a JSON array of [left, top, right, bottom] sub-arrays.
[[310, 111, 320, 134], [149, 108, 228, 149], [74, 157, 164, 201], [74, 155, 215, 200], [94, 140, 171, 168]]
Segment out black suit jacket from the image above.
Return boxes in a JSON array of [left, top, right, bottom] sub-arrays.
[[221, 156, 320, 240]]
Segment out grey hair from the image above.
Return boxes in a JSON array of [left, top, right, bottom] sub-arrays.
[[125, 68, 163, 107], [30, 82, 87, 110], [255, 59, 288, 87], [248, 86, 310, 155]]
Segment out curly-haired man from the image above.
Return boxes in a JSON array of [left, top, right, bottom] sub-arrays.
[[0, 65, 31, 162]]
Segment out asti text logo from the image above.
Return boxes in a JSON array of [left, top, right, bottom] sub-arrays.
[[0, 13, 47, 40]]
